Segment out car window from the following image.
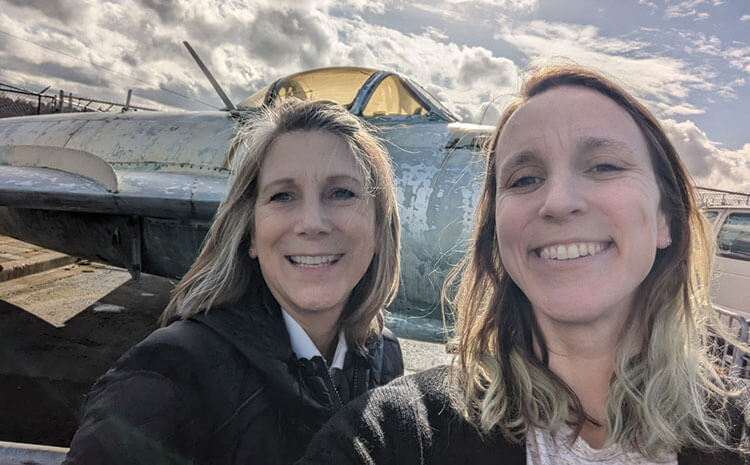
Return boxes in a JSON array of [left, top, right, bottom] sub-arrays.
[[362, 75, 429, 117], [717, 212, 750, 261]]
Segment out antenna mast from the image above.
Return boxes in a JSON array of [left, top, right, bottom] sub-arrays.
[[183, 41, 237, 111]]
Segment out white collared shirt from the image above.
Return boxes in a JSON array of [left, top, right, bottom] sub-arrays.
[[281, 309, 348, 372]]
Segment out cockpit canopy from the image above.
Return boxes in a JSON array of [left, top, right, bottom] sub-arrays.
[[237, 67, 457, 122]]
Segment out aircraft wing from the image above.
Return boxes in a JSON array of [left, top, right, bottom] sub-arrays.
[[0, 166, 227, 221], [0, 111, 237, 278]]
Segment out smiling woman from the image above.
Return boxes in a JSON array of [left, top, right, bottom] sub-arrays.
[[301, 65, 749, 465], [250, 131, 377, 359], [62, 100, 404, 465]]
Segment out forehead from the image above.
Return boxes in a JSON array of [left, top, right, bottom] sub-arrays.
[[260, 130, 363, 181], [496, 86, 650, 163]]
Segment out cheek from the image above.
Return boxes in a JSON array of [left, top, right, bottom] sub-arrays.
[[494, 203, 524, 275], [495, 200, 523, 246], [251, 210, 281, 253]]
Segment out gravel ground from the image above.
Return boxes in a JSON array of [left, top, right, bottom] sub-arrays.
[[400, 338, 454, 375]]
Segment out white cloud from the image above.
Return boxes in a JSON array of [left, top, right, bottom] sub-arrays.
[[679, 30, 750, 77], [716, 77, 746, 99], [741, 14, 750, 21], [663, 118, 750, 191], [441, 0, 539, 10], [410, 0, 538, 22], [653, 101, 706, 116], [422, 26, 448, 42], [0, 0, 527, 119], [725, 45, 750, 74], [495, 20, 712, 115], [664, 0, 709, 19], [456, 48, 518, 89]]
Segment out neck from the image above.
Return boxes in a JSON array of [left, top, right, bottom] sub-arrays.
[[534, 314, 630, 448]]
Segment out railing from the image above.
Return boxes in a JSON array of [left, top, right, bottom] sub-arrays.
[[698, 187, 750, 208], [713, 308, 750, 378]]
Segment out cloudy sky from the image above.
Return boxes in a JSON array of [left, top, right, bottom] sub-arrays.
[[0, 0, 748, 191]]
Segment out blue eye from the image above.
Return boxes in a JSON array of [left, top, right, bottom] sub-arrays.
[[269, 192, 292, 202], [331, 188, 356, 199], [510, 176, 542, 188]]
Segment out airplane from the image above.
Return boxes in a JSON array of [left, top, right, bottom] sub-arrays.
[[0, 60, 494, 337]]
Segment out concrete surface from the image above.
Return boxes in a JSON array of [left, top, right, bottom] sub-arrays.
[[0, 441, 67, 465], [0, 236, 76, 282]]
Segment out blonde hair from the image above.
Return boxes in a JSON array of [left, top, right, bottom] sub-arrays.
[[161, 99, 400, 349], [448, 64, 747, 456]]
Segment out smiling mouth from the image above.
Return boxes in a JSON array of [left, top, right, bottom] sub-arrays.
[[287, 254, 344, 267], [536, 241, 612, 261]]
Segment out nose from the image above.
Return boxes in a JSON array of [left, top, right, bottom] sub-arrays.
[[537, 173, 586, 221], [294, 198, 332, 236]]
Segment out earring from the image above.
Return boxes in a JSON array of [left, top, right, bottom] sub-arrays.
[[664, 237, 672, 248]]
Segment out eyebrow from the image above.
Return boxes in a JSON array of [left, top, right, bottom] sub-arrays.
[[498, 150, 543, 174], [578, 136, 636, 156], [499, 136, 636, 173], [258, 174, 364, 195]]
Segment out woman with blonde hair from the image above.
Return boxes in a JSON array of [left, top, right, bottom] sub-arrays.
[[64, 99, 403, 465], [302, 65, 748, 464]]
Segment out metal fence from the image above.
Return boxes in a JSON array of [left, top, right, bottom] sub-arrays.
[[713, 308, 750, 378], [0, 83, 156, 118]]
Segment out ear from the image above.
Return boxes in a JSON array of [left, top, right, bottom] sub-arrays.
[[656, 211, 672, 249], [249, 239, 258, 259]]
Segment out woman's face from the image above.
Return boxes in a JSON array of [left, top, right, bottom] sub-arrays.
[[251, 130, 376, 325], [494, 86, 671, 330]]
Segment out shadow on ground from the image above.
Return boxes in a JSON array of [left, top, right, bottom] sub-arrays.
[[0, 274, 173, 446]]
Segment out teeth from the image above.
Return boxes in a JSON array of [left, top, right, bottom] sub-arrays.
[[289, 255, 341, 266], [568, 244, 579, 259], [538, 242, 609, 261]]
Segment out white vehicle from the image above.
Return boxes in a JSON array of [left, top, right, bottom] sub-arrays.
[[701, 189, 749, 377], [704, 205, 750, 318]]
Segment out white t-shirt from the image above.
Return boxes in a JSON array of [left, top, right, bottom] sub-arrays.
[[281, 309, 347, 372], [526, 425, 677, 465]]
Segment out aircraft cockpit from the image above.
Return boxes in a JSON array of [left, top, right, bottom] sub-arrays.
[[237, 67, 458, 122]]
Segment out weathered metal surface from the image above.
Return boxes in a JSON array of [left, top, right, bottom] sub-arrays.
[[382, 122, 486, 312], [0, 111, 237, 171]]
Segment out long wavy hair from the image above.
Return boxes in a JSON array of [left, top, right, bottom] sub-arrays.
[[161, 99, 400, 349], [448, 64, 746, 456]]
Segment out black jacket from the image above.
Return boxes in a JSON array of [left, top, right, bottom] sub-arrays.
[[301, 366, 748, 465], [63, 295, 403, 465]]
